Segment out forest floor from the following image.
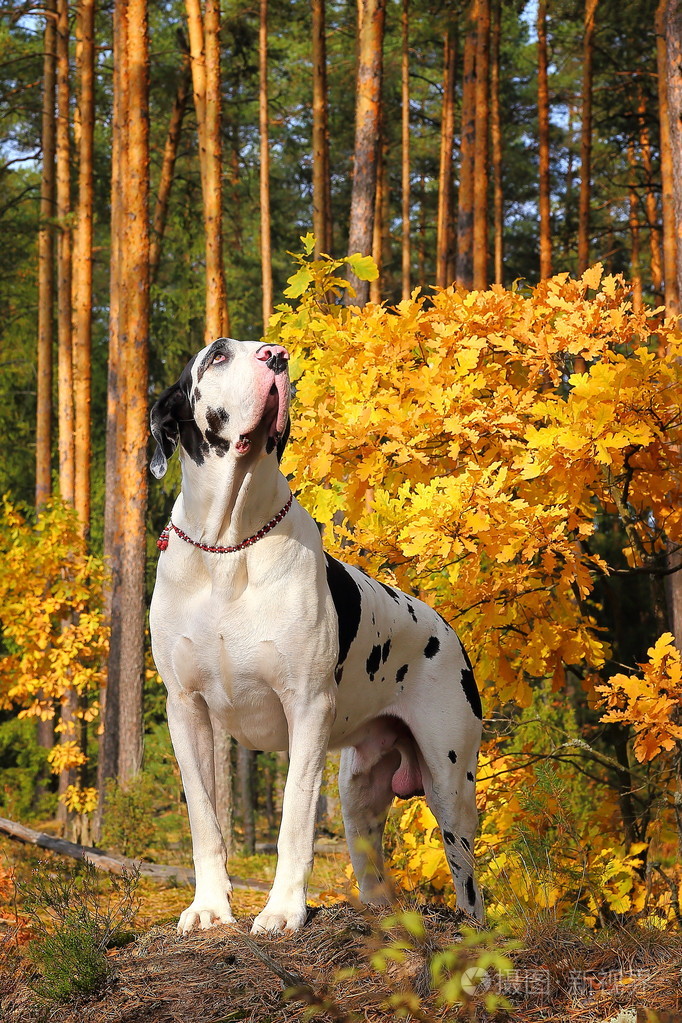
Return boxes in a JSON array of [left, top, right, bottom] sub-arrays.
[[1, 836, 682, 1023]]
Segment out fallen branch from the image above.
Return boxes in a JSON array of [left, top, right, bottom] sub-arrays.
[[0, 815, 271, 892]]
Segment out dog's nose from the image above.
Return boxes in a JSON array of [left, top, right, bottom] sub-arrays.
[[255, 344, 290, 374]]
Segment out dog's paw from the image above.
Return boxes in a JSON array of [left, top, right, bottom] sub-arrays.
[[177, 899, 236, 936], [251, 900, 307, 935]]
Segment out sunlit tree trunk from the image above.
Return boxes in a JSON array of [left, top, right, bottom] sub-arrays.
[[312, 0, 332, 257], [150, 56, 191, 283], [456, 0, 477, 289], [259, 0, 273, 327], [490, 0, 503, 285], [436, 24, 456, 289], [577, 0, 598, 274], [657, 0, 679, 314], [473, 0, 489, 290], [537, 0, 551, 279], [37, 0, 56, 510], [345, 0, 386, 306], [370, 128, 388, 303], [400, 0, 410, 299], [238, 745, 256, 855], [73, 0, 95, 537], [98, 0, 128, 832], [117, 0, 150, 785], [627, 139, 643, 313], [214, 729, 233, 856], [186, 0, 229, 339], [56, 0, 74, 506], [638, 90, 663, 302]]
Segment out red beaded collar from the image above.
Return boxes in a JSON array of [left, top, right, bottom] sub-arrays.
[[157, 493, 293, 554]]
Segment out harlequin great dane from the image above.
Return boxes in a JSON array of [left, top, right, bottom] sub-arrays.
[[149, 337, 484, 935]]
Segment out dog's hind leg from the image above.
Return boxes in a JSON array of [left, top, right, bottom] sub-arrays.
[[166, 690, 236, 933], [339, 743, 397, 905], [408, 711, 484, 923]]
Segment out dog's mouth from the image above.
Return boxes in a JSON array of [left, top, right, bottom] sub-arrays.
[[235, 375, 289, 456]]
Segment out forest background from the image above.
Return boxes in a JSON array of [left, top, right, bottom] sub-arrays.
[[0, 0, 682, 939]]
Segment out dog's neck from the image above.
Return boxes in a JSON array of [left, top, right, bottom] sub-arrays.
[[176, 445, 290, 548]]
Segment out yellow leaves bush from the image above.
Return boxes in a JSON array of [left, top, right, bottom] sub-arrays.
[[271, 249, 682, 925], [0, 498, 107, 811]]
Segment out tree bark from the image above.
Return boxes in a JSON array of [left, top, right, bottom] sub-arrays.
[[638, 87, 663, 302], [36, 0, 56, 509], [117, 0, 150, 785], [473, 0, 489, 290], [370, 129, 388, 303], [400, 0, 410, 299], [627, 138, 643, 314], [312, 0, 332, 257], [577, 0, 598, 275], [657, 0, 679, 314], [150, 56, 191, 284], [186, 0, 229, 340], [72, 0, 95, 537], [666, 0, 682, 302], [238, 745, 256, 855], [56, 0, 74, 506], [456, 0, 477, 289], [490, 0, 503, 284], [345, 0, 387, 306], [537, 0, 552, 280], [436, 24, 456, 289], [213, 729, 233, 856], [259, 0, 273, 328]]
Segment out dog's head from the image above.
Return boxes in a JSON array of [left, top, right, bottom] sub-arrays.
[[149, 338, 291, 479]]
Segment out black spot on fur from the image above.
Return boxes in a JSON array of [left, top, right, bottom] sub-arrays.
[[443, 830, 456, 845], [378, 580, 400, 603], [205, 430, 230, 456], [466, 875, 477, 906], [205, 406, 229, 434], [424, 636, 440, 658], [448, 749, 457, 763], [396, 664, 408, 684], [459, 639, 483, 719], [150, 354, 207, 476], [366, 644, 382, 681], [466, 771, 474, 782], [334, 665, 343, 684], [381, 638, 391, 663], [325, 555, 362, 675], [406, 602, 418, 623]]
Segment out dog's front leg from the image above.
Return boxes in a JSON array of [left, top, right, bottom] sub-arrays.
[[251, 692, 334, 935], [166, 691, 235, 934]]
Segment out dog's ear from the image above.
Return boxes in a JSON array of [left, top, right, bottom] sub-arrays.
[[276, 416, 291, 463], [150, 383, 185, 479]]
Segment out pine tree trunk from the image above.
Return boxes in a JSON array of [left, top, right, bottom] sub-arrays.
[[72, 0, 95, 537], [238, 745, 256, 855], [259, 0, 273, 328], [537, 0, 552, 279], [97, 0, 127, 835], [627, 138, 643, 314], [370, 129, 388, 303], [150, 57, 191, 283], [213, 729, 233, 856], [36, 0, 56, 509], [657, 0, 679, 314], [116, 0, 150, 786], [577, 0, 598, 275], [490, 0, 503, 285], [400, 0, 410, 299], [56, 0, 74, 505], [473, 0, 489, 290], [436, 25, 456, 289], [638, 89, 663, 302], [312, 0, 332, 257], [186, 0, 229, 340], [456, 0, 477, 289], [345, 0, 387, 306]]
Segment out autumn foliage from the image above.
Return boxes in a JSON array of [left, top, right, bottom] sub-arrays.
[[272, 242, 682, 924]]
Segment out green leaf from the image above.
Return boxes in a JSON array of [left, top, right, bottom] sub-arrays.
[[347, 252, 379, 282], [284, 267, 314, 298], [301, 232, 316, 256]]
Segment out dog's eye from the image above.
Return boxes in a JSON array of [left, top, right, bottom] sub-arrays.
[[213, 353, 227, 364]]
